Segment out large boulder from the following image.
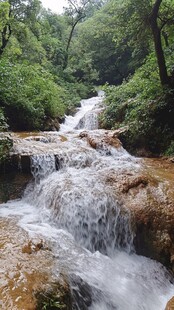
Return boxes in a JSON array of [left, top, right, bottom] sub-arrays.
[[119, 158, 174, 270]]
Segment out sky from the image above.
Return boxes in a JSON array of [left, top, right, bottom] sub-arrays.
[[40, 0, 68, 14]]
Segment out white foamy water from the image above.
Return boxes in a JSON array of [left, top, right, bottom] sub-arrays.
[[60, 94, 104, 132], [0, 94, 173, 309], [0, 198, 173, 310]]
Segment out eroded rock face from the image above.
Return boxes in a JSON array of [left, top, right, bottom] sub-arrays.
[[0, 218, 72, 310], [95, 152, 174, 270], [0, 171, 32, 203], [70, 274, 116, 310], [0, 218, 53, 309], [119, 158, 174, 270]]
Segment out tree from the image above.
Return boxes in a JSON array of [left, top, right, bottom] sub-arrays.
[[39, 11, 66, 67], [149, 0, 172, 86], [111, 0, 174, 87], [0, 1, 11, 56], [67, 0, 146, 85], [63, 0, 89, 68], [0, 0, 41, 56], [63, 0, 105, 69]]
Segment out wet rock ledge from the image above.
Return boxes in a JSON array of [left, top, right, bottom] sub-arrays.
[[1, 131, 174, 278]]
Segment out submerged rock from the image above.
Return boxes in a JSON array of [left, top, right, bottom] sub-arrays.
[[70, 274, 117, 310], [79, 130, 122, 151]]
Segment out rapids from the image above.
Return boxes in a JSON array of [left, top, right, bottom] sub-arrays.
[[0, 93, 173, 309]]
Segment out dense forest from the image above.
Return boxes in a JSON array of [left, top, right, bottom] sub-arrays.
[[0, 0, 174, 156]]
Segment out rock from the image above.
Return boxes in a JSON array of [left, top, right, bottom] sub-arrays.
[[79, 130, 122, 151], [0, 218, 55, 310], [165, 297, 174, 310], [35, 278, 72, 310], [70, 274, 93, 309], [123, 159, 174, 269], [102, 157, 174, 270], [70, 274, 117, 310], [112, 126, 129, 137], [22, 240, 45, 254], [0, 170, 32, 202], [169, 157, 174, 163], [122, 176, 148, 193], [43, 117, 60, 131]]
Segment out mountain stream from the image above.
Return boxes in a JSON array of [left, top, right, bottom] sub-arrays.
[[0, 93, 173, 309]]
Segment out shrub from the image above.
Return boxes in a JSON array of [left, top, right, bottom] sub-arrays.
[[101, 53, 174, 155], [165, 141, 174, 156], [0, 136, 13, 166], [0, 108, 8, 131], [0, 60, 67, 130]]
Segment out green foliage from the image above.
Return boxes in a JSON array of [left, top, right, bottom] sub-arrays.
[[68, 0, 143, 85], [0, 109, 8, 131], [101, 53, 160, 126], [165, 141, 174, 156], [35, 284, 71, 310], [0, 0, 173, 155], [42, 297, 66, 309], [0, 60, 67, 130], [0, 1, 10, 31], [102, 52, 174, 154], [0, 136, 13, 165]]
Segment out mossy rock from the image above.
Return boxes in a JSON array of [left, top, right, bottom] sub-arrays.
[[35, 281, 72, 310]]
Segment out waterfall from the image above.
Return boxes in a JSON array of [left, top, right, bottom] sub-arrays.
[[30, 154, 56, 182], [0, 94, 173, 310], [60, 94, 104, 132], [24, 167, 134, 255]]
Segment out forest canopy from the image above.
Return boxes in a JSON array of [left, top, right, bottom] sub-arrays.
[[0, 0, 174, 154]]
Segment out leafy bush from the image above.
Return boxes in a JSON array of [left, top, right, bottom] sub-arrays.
[[165, 141, 174, 156], [101, 53, 174, 154], [0, 59, 67, 130], [0, 109, 8, 131], [0, 136, 13, 166]]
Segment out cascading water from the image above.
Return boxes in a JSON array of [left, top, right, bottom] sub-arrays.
[[0, 94, 174, 309], [60, 93, 104, 132], [30, 154, 56, 182]]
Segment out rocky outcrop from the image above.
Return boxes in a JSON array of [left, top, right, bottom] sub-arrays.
[[79, 130, 122, 150], [0, 171, 31, 203], [35, 279, 72, 310], [0, 218, 54, 309], [101, 155, 174, 270], [119, 158, 174, 270], [43, 117, 60, 131], [2, 130, 174, 271], [70, 274, 116, 310]]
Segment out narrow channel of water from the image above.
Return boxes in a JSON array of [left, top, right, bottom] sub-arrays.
[[0, 94, 173, 309]]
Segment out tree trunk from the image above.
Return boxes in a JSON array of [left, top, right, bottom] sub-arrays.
[[63, 22, 77, 70], [63, 15, 85, 70], [150, 20, 169, 86], [0, 25, 12, 56], [149, 0, 169, 86]]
